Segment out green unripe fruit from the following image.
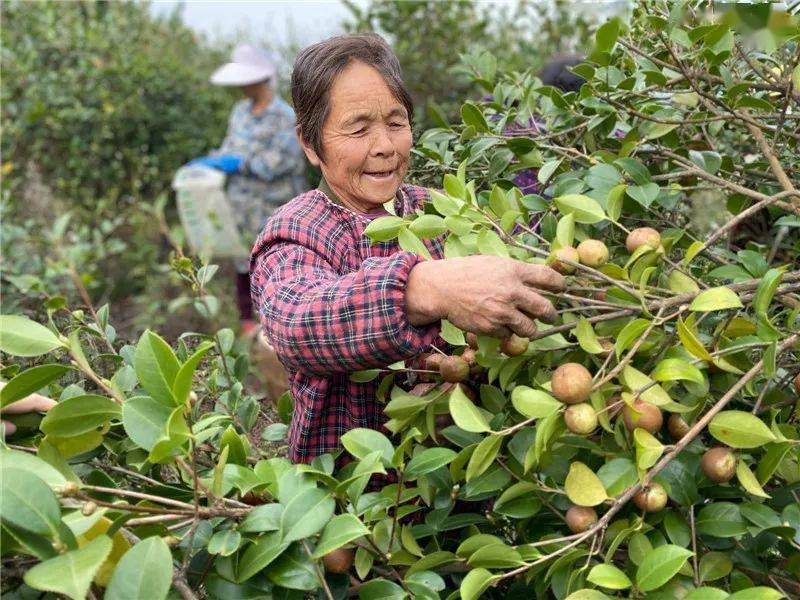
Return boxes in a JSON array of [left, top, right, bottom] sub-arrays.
[[564, 403, 598, 435], [551, 363, 593, 404], [550, 246, 580, 275], [566, 505, 598, 533], [501, 334, 530, 356], [626, 227, 661, 253], [577, 239, 609, 267], [440, 355, 470, 383], [633, 483, 668, 513], [701, 447, 736, 483]]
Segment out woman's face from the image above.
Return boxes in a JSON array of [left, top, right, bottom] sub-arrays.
[[299, 61, 412, 213]]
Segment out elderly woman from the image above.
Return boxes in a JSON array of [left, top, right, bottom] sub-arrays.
[[250, 34, 564, 463], [192, 45, 307, 334]]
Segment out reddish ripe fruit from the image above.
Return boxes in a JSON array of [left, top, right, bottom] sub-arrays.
[[466, 332, 479, 350], [633, 483, 668, 513], [440, 356, 469, 383], [461, 347, 477, 366], [240, 491, 268, 506], [626, 227, 661, 253], [701, 447, 737, 483], [550, 247, 580, 275], [794, 372, 800, 395], [566, 505, 598, 533], [501, 334, 530, 357], [422, 353, 445, 382], [667, 413, 690, 441], [593, 290, 607, 302], [577, 239, 609, 267], [564, 403, 598, 435], [322, 548, 354, 574], [434, 412, 454, 431], [622, 401, 663, 434], [551, 363, 593, 404]]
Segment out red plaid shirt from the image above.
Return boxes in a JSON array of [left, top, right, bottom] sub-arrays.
[[250, 184, 444, 463]]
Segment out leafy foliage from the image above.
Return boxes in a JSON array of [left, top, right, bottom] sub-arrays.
[[2, 2, 800, 599]]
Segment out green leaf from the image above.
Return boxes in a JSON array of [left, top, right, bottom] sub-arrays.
[[736, 459, 770, 498], [239, 503, 283, 533], [439, 319, 466, 346], [449, 384, 491, 433], [0, 448, 66, 487], [696, 502, 747, 537], [429, 190, 461, 217], [207, 529, 242, 556], [236, 531, 290, 582], [468, 543, 524, 568], [634, 428, 664, 470], [684, 589, 729, 600], [364, 215, 405, 242], [643, 122, 679, 140], [133, 330, 180, 406], [264, 543, 319, 591], [405, 448, 457, 479], [575, 318, 604, 354], [587, 563, 632, 590], [24, 536, 112, 600], [341, 428, 394, 466], [409, 215, 447, 242], [698, 551, 732, 582], [727, 588, 784, 600], [122, 396, 173, 451], [510, 386, 561, 418], [554, 194, 606, 224], [0, 467, 62, 536], [466, 434, 502, 481], [280, 487, 335, 542], [595, 19, 620, 52], [0, 364, 71, 408], [635, 544, 693, 592], [105, 537, 173, 600], [311, 514, 369, 559], [494, 482, 541, 518], [709, 411, 776, 448], [40, 395, 121, 437], [565, 461, 608, 506], [443, 173, 466, 200], [651, 359, 704, 384], [460, 567, 494, 600], [172, 341, 214, 406], [597, 458, 637, 496], [689, 287, 743, 312], [397, 227, 432, 259], [0, 315, 64, 357], [359, 578, 407, 600], [461, 102, 489, 132], [614, 319, 651, 359], [565, 591, 610, 600], [555, 212, 575, 248], [476, 229, 510, 258]]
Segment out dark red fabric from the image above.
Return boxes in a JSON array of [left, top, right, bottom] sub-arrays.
[[250, 185, 445, 463], [236, 272, 253, 321]]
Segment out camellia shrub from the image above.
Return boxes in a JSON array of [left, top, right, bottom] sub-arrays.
[[2, 2, 800, 599]]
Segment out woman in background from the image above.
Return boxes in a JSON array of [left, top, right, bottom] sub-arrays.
[[192, 44, 307, 335]]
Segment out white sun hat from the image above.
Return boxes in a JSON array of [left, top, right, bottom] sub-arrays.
[[210, 44, 277, 87]]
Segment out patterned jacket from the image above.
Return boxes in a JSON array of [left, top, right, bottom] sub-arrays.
[[219, 97, 307, 242], [250, 184, 444, 463]]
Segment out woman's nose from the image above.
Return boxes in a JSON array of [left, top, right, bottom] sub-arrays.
[[369, 125, 395, 157]]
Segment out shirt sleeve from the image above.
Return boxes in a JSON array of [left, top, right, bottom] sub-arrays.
[[241, 129, 304, 183], [251, 242, 440, 377]]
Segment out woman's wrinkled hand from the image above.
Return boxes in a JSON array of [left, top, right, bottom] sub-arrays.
[[406, 256, 565, 339]]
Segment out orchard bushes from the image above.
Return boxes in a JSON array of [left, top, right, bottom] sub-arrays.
[[2, 2, 800, 599]]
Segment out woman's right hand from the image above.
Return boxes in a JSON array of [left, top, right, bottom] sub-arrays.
[[406, 256, 565, 339]]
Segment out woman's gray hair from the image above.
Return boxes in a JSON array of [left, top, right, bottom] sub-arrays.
[[290, 33, 414, 162]]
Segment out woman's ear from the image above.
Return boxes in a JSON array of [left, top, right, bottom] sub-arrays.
[[296, 126, 321, 167]]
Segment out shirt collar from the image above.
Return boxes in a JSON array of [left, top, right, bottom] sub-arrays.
[[318, 177, 400, 216]]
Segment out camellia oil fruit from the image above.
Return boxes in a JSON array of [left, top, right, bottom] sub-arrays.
[[633, 482, 668, 513], [622, 400, 663, 434], [501, 333, 530, 356], [440, 355, 469, 383], [566, 505, 598, 533], [564, 403, 598, 435], [626, 227, 661, 253], [701, 447, 736, 483], [323, 548, 354, 573], [550, 246, 580, 274], [576, 239, 609, 267], [551, 363, 593, 404]]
